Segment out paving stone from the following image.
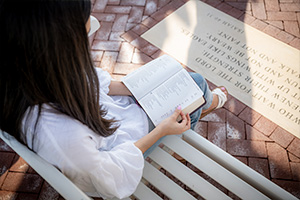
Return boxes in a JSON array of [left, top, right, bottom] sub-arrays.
[[117, 42, 135, 63], [252, 2, 267, 19], [250, 19, 269, 31], [26, 167, 38, 175], [0, 138, 14, 152], [223, 95, 246, 116], [193, 121, 208, 138], [226, 111, 245, 140], [113, 63, 141, 75], [141, 16, 158, 28], [272, 179, 300, 199], [208, 122, 226, 151], [92, 40, 121, 51], [253, 116, 277, 136], [290, 162, 300, 181], [269, 127, 295, 148], [99, 51, 119, 74], [120, 0, 146, 6], [121, 30, 139, 42], [263, 24, 282, 38], [2, 172, 43, 193], [92, 0, 108, 12], [107, 0, 120, 5], [91, 13, 116, 22], [248, 158, 270, 179], [109, 31, 125, 41], [144, 0, 159, 16], [140, 44, 160, 56], [266, 20, 284, 30], [267, 11, 297, 21], [131, 52, 153, 64], [38, 181, 60, 200], [226, 2, 251, 11], [16, 193, 38, 200], [0, 170, 8, 190], [239, 13, 256, 25], [267, 143, 292, 179], [151, 0, 183, 21], [280, 3, 300, 12], [0, 191, 17, 200], [94, 21, 113, 40], [104, 6, 131, 14], [284, 21, 300, 37], [10, 156, 29, 173], [125, 23, 138, 32], [246, 124, 272, 142], [289, 152, 300, 163], [91, 50, 104, 62], [265, 0, 280, 11], [203, 0, 222, 8], [131, 24, 149, 35], [289, 37, 300, 49], [287, 137, 300, 158], [0, 152, 15, 174], [227, 139, 267, 157], [276, 30, 296, 44], [216, 2, 233, 14], [128, 7, 144, 23], [201, 108, 226, 123], [112, 14, 129, 32], [234, 156, 248, 165], [151, 49, 166, 59], [130, 37, 149, 48], [238, 107, 261, 125], [0, 152, 15, 186]]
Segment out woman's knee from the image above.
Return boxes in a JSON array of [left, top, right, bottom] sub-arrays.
[[189, 72, 207, 91]]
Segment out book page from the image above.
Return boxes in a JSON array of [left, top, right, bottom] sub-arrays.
[[139, 69, 204, 126], [122, 55, 182, 100]]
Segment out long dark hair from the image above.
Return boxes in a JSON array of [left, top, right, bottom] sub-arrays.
[[0, 0, 118, 145]]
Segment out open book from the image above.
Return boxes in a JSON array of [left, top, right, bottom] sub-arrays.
[[122, 55, 206, 126]]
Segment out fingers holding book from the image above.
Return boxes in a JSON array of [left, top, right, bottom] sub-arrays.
[[157, 106, 191, 136]]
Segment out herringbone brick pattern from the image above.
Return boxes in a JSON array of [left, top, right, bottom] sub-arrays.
[[0, 0, 299, 199]]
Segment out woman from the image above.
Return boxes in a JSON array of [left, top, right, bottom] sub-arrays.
[[0, 0, 227, 198]]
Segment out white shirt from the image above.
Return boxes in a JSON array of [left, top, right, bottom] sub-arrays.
[[22, 68, 149, 199]]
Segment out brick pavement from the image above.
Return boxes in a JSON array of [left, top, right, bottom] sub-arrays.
[[1, 0, 300, 199]]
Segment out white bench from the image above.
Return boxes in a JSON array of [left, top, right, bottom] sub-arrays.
[[0, 130, 297, 200]]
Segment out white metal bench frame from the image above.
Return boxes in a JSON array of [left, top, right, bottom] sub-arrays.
[[0, 129, 297, 200]]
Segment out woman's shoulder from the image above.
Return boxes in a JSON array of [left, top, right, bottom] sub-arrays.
[[23, 104, 101, 149]]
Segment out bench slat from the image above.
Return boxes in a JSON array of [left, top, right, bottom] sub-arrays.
[[143, 162, 196, 199], [162, 135, 270, 200], [149, 147, 231, 200], [182, 130, 298, 200], [133, 182, 162, 200], [0, 131, 92, 200]]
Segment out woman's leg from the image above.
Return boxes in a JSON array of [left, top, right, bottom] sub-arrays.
[[189, 72, 213, 129], [189, 72, 228, 129]]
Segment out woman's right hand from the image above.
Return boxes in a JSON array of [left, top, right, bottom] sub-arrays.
[[134, 107, 191, 154], [156, 107, 191, 136]]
